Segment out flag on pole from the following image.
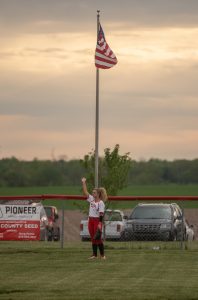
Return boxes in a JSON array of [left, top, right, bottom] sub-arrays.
[[95, 23, 118, 69]]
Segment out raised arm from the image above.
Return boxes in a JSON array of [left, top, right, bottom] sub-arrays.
[[81, 177, 89, 197]]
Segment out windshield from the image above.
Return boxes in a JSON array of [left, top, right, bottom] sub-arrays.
[[44, 207, 52, 218], [104, 211, 122, 221], [130, 206, 172, 220]]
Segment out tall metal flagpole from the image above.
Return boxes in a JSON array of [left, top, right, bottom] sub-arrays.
[[95, 10, 100, 188]]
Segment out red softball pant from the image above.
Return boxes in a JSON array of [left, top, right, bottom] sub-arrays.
[[88, 217, 102, 244]]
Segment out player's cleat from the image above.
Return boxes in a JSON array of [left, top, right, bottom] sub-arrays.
[[100, 255, 106, 260], [88, 255, 97, 260]]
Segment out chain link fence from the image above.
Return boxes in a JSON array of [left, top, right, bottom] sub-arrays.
[[0, 195, 198, 250], [78, 197, 198, 251]]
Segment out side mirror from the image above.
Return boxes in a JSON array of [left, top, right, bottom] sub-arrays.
[[173, 212, 182, 220], [173, 212, 177, 219], [124, 215, 128, 220]]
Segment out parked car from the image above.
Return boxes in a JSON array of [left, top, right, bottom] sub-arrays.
[[44, 206, 60, 241], [80, 209, 128, 241], [122, 203, 187, 241]]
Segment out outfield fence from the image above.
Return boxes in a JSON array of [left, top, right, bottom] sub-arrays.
[[0, 195, 198, 250]]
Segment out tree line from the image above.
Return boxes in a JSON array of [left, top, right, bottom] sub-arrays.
[[0, 156, 198, 187]]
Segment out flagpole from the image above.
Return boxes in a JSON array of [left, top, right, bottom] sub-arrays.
[[95, 10, 100, 188]]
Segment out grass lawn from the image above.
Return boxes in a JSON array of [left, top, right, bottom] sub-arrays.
[[0, 241, 198, 300], [0, 184, 198, 196]]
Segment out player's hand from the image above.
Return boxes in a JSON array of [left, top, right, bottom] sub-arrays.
[[81, 177, 86, 183]]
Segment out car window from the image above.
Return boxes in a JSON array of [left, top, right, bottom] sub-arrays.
[[104, 211, 122, 221], [44, 207, 52, 218], [130, 206, 172, 220]]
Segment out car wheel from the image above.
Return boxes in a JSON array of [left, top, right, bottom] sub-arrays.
[[47, 229, 53, 241], [169, 231, 176, 241], [123, 231, 132, 241], [53, 228, 60, 241], [120, 232, 126, 241]]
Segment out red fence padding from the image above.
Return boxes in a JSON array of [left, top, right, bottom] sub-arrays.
[[108, 196, 198, 201], [0, 195, 198, 201]]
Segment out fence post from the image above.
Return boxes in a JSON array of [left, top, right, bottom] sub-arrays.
[[180, 207, 184, 250], [61, 201, 65, 249]]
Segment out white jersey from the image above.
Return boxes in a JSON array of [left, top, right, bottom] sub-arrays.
[[87, 194, 105, 218]]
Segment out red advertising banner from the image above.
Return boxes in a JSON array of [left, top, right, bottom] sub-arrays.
[[0, 220, 40, 240], [0, 204, 42, 241]]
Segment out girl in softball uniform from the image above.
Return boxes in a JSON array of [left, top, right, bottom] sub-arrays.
[[81, 177, 107, 259]]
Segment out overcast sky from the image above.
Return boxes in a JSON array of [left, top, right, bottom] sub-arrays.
[[0, 0, 198, 161]]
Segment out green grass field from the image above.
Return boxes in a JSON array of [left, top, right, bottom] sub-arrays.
[[0, 184, 198, 209], [1, 185, 198, 299], [0, 241, 198, 300], [1, 184, 198, 196]]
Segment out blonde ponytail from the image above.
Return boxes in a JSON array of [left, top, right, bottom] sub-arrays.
[[98, 187, 108, 202]]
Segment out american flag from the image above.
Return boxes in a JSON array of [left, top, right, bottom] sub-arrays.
[[95, 23, 118, 69]]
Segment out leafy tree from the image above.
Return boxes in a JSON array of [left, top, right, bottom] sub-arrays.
[[81, 144, 132, 195]]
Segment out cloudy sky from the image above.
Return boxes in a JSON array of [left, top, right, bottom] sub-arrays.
[[1, 0, 198, 161]]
